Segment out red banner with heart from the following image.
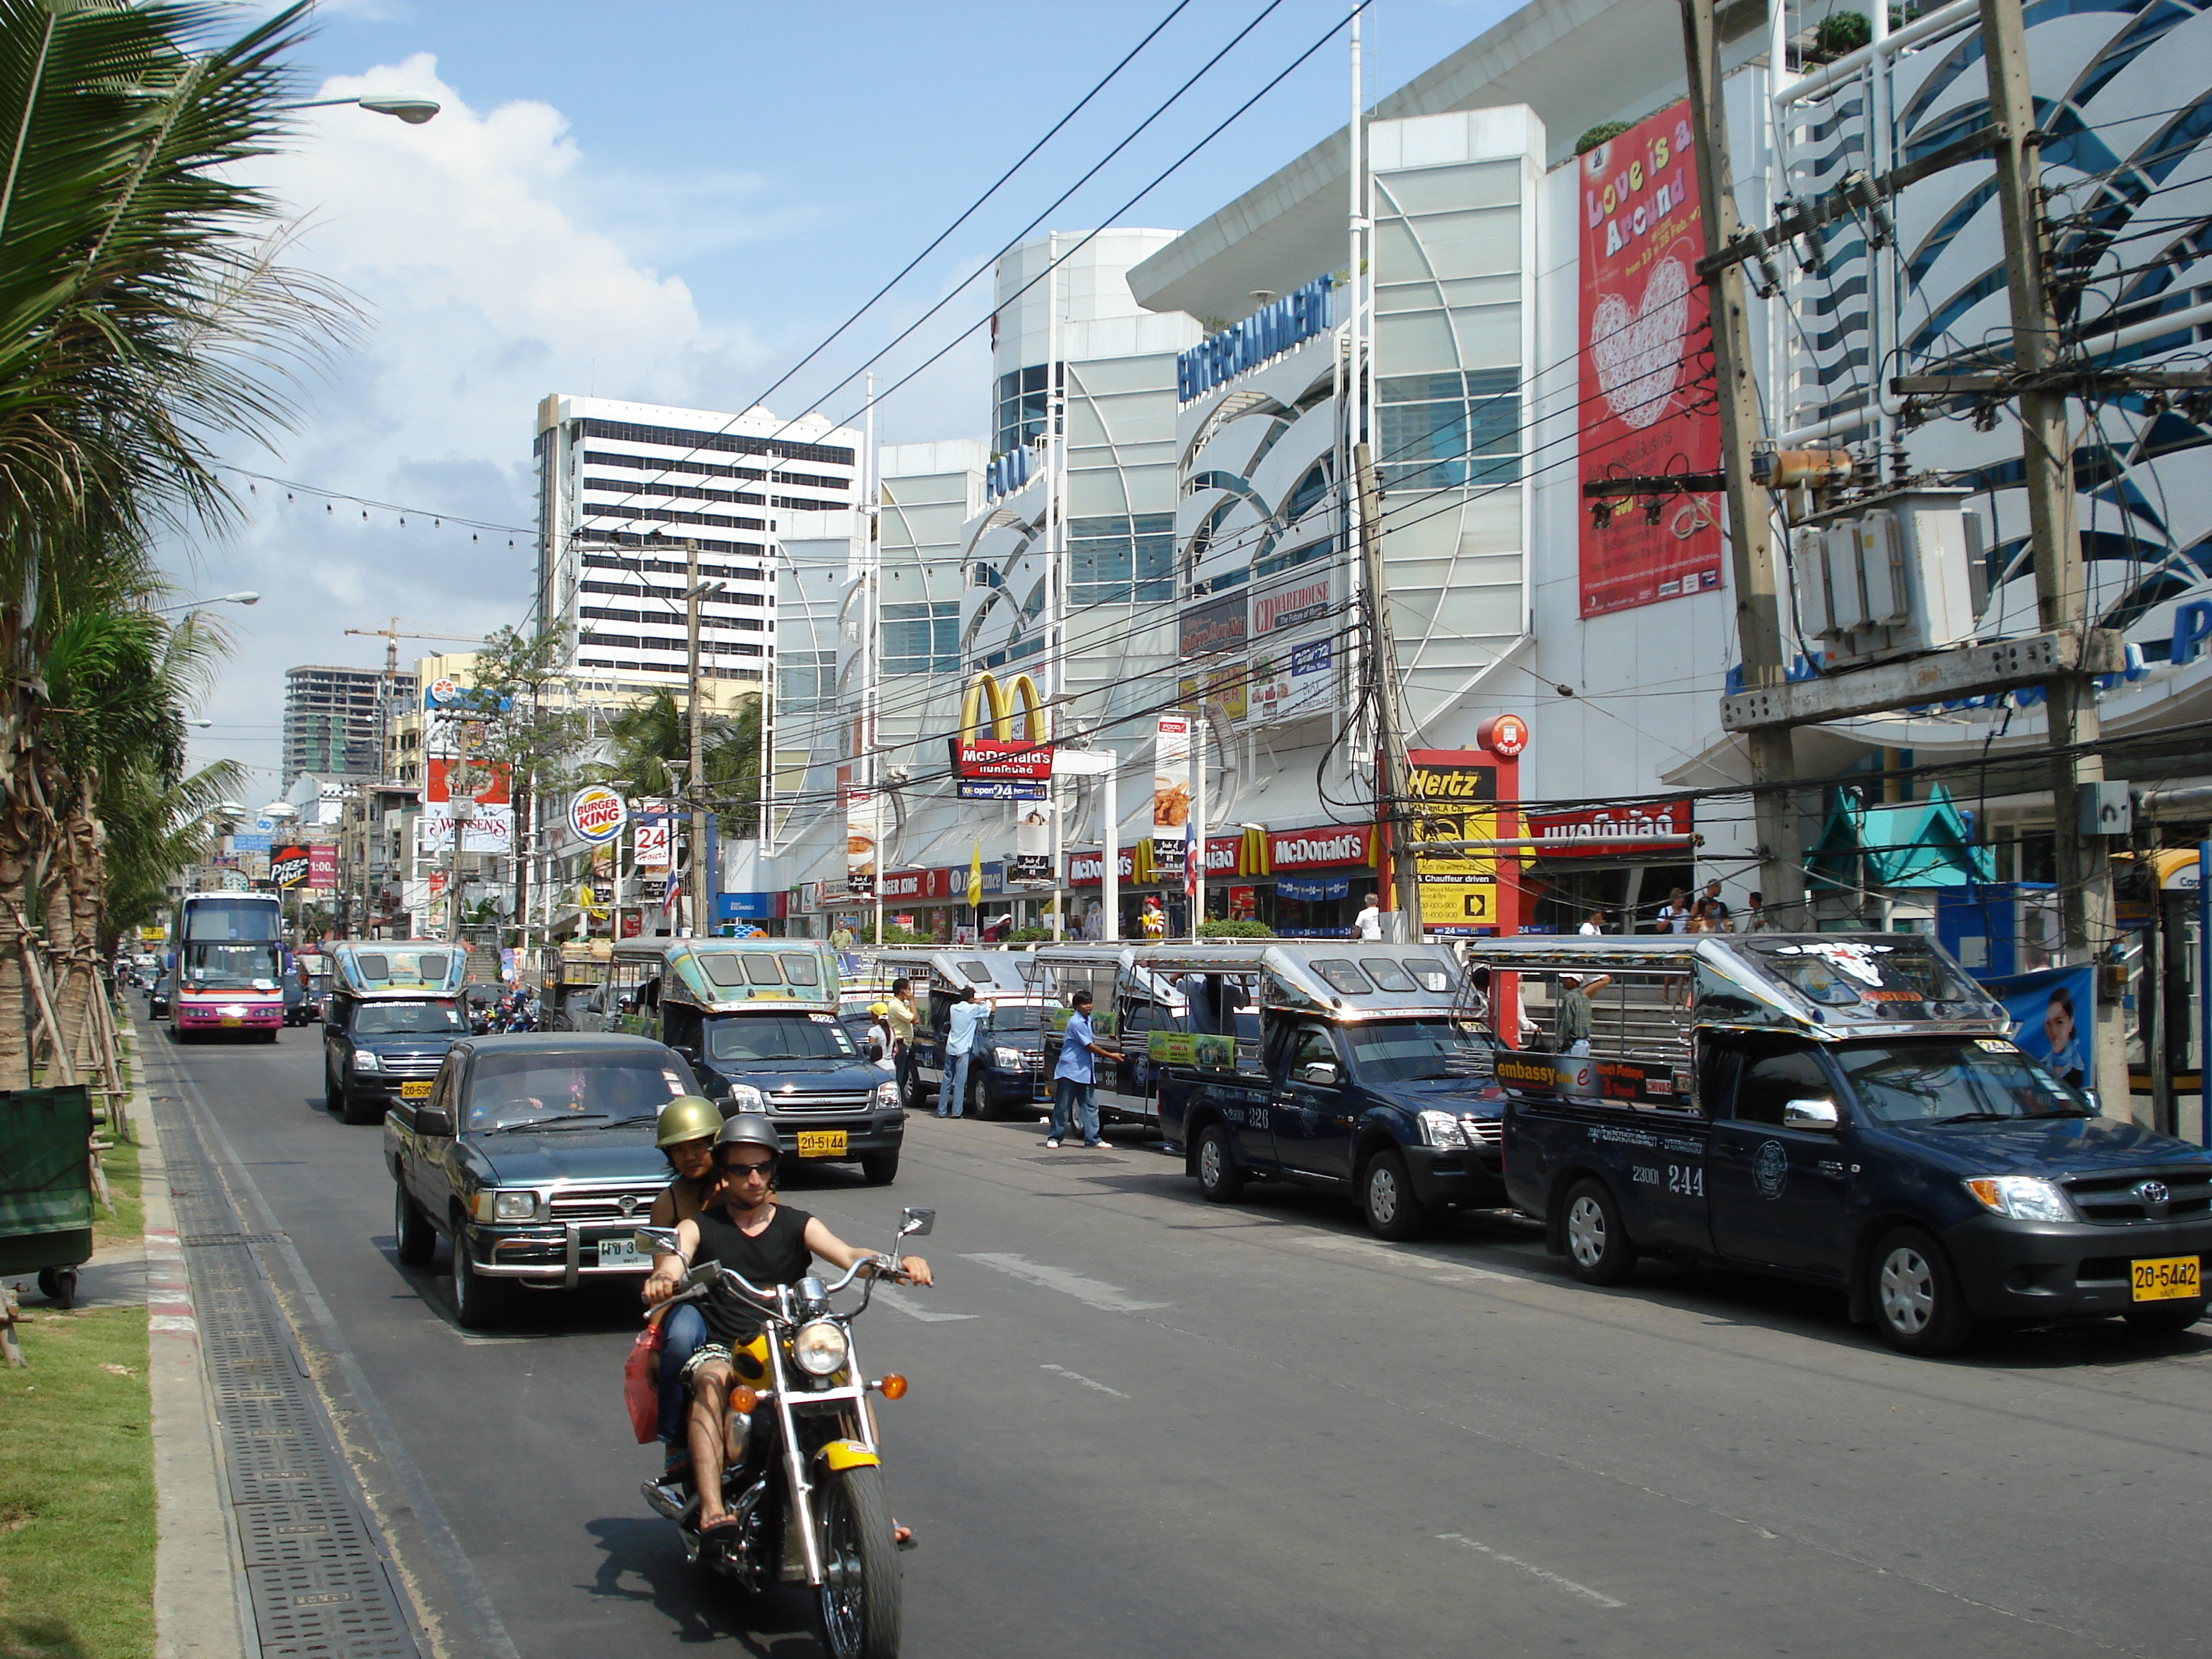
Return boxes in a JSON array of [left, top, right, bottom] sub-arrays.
[[1576, 99, 1725, 618]]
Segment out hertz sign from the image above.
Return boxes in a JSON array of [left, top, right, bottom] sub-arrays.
[[949, 671, 1053, 781]]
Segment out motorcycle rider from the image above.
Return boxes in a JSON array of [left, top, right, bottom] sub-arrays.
[[644, 1096, 724, 1478], [641, 1115, 933, 1542]]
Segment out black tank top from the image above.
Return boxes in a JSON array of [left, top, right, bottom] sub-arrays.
[[691, 1205, 813, 1344]]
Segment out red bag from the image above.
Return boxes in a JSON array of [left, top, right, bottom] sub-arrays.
[[624, 1320, 665, 1444]]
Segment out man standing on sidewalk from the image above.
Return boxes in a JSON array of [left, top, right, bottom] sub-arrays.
[[940, 987, 983, 1118], [1048, 990, 1120, 1149], [886, 978, 919, 1105]]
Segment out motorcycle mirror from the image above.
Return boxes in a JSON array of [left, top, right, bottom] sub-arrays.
[[634, 1226, 680, 1253], [898, 1207, 935, 1238]]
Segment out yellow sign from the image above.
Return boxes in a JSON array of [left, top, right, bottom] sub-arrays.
[[959, 671, 1048, 745], [1420, 881, 1497, 927]]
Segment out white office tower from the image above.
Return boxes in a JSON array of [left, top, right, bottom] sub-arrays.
[[531, 395, 861, 683]]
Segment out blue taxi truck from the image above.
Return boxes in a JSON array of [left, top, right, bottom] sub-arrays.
[[322, 940, 471, 1125], [1483, 934, 2212, 1355], [589, 938, 905, 1184], [860, 947, 1052, 1117], [1141, 940, 1506, 1239]]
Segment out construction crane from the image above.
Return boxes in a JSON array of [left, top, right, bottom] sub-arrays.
[[343, 618, 487, 783]]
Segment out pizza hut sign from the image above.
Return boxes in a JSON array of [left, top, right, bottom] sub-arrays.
[[1268, 825, 1374, 871]]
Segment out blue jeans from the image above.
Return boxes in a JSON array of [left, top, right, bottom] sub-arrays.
[[656, 1301, 708, 1454], [1051, 1076, 1098, 1143], [940, 1050, 972, 1117]]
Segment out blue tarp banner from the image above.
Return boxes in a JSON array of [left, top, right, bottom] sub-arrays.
[[1979, 963, 2095, 1092]]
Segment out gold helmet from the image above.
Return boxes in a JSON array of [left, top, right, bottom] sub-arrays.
[[655, 1094, 724, 1148]]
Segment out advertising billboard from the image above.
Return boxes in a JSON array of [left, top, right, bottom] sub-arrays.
[[271, 845, 310, 889], [1153, 714, 1192, 872], [1408, 748, 1519, 935], [424, 758, 511, 806], [1248, 565, 1336, 727], [634, 820, 673, 870], [845, 789, 878, 897], [1576, 100, 1724, 618], [308, 843, 337, 891], [1524, 798, 1693, 858]]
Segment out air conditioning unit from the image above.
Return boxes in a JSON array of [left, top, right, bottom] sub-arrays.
[[1794, 487, 1978, 665]]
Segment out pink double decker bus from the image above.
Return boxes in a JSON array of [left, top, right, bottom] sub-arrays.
[[174, 891, 286, 1040]]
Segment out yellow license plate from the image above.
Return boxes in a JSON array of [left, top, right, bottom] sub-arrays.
[[796, 1130, 847, 1158], [2131, 1255, 2201, 1302], [220, 1015, 241, 1027], [400, 1081, 433, 1100]]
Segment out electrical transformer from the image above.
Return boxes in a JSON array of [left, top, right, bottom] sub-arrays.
[[1794, 486, 1980, 665]]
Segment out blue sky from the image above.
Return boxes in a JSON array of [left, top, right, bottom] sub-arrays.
[[183, 0, 1517, 789]]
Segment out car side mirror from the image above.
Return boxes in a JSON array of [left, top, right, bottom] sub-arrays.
[[415, 1105, 454, 1137], [899, 1207, 935, 1238], [1295, 1061, 1341, 1088], [1781, 1097, 1840, 1133], [866, 1041, 884, 1063]]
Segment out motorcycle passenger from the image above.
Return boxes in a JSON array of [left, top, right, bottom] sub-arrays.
[[644, 1096, 724, 1477], [641, 1115, 933, 1542]]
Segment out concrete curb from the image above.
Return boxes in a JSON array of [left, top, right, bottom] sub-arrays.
[[136, 1039, 253, 1659]]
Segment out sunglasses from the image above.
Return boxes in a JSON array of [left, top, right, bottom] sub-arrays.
[[718, 1160, 773, 1179]]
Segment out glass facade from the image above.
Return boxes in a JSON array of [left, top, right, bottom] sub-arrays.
[[1069, 513, 1174, 604], [994, 364, 1063, 457], [881, 601, 960, 675], [1376, 370, 1521, 493]]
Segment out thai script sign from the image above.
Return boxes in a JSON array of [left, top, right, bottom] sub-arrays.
[[1525, 799, 1694, 857]]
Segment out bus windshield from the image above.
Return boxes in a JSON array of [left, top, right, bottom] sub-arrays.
[[181, 943, 282, 992]]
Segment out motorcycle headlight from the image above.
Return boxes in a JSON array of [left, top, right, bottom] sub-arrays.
[[351, 1049, 381, 1071], [792, 1318, 850, 1377], [876, 1082, 901, 1110], [726, 1084, 768, 1114], [1418, 1109, 1469, 1149], [1963, 1175, 2074, 1223], [994, 1047, 1024, 1069]]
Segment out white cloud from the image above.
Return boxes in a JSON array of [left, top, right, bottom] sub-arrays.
[[173, 53, 781, 791]]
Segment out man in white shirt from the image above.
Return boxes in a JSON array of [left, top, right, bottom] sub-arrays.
[[940, 986, 984, 1118], [1354, 891, 1383, 940]]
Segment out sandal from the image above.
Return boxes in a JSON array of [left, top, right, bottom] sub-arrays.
[[894, 1522, 917, 1552]]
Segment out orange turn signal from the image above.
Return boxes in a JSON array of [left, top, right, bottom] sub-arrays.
[[730, 1385, 759, 1413], [876, 1374, 908, 1401]]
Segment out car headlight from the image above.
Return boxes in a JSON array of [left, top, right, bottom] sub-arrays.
[[993, 1047, 1024, 1069], [1418, 1109, 1469, 1149], [792, 1318, 850, 1377], [1964, 1175, 2074, 1223], [471, 1190, 539, 1222], [726, 1084, 768, 1113], [351, 1049, 381, 1071], [876, 1082, 901, 1110]]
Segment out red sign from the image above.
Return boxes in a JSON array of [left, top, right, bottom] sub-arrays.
[[881, 869, 927, 902], [425, 758, 511, 806], [1069, 849, 1135, 887], [1204, 835, 1240, 876], [1478, 714, 1529, 757], [1524, 799, 1694, 857], [307, 843, 337, 891], [1267, 824, 1375, 871], [1576, 100, 1724, 617], [952, 740, 1053, 781]]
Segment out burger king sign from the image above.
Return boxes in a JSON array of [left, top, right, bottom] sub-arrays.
[[569, 785, 628, 845]]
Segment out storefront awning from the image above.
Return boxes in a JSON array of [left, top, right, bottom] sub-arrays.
[[1808, 783, 1994, 891]]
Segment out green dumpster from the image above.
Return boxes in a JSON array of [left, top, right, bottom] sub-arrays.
[[0, 1085, 94, 1308]]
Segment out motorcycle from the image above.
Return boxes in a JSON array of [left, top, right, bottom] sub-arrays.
[[634, 1207, 931, 1659]]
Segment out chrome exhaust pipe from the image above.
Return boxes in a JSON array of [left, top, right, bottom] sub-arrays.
[[639, 1480, 691, 1523]]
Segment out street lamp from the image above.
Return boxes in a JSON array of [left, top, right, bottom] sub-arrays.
[[148, 590, 257, 615], [289, 95, 441, 124]]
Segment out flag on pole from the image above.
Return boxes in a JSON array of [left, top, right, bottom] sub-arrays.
[[967, 840, 983, 907], [1183, 819, 1198, 899]]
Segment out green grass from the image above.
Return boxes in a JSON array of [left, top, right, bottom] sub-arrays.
[[0, 1305, 155, 1659], [92, 1133, 142, 1254]]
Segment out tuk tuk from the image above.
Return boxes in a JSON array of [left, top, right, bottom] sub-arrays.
[[862, 948, 1048, 1113], [1028, 945, 1196, 1129], [535, 940, 612, 1031]]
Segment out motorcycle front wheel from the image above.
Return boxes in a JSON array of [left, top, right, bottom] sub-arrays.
[[815, 1464, 901, 1659]]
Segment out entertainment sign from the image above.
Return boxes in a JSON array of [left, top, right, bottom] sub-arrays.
[[1176, 274, 1334, 404]]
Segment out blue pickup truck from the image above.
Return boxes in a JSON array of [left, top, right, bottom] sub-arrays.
[[1125, 940, 1505, 1239], [1480, 933, 2211, 1355]]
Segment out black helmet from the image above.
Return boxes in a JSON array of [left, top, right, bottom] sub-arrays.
[[713, 1114, 781, 1162]]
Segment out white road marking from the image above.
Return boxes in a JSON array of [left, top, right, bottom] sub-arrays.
[[1040, 1362, 1128, 1398], [959, 1252, 1167, 1311], [873, 1285, 977, 1322], [1437, 1534, 1624, 1609], [1301, 1236, 1520, 1282]]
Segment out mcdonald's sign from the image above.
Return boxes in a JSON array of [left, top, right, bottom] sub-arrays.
[[949, 671, 1054, 781]]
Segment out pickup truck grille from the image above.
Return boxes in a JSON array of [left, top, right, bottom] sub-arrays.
[[2062, 1166, 2212, 1224], [1462, 1117, 1503, 1148], [379, 1052, 445, 1079], [768, 1089, 877, 1115], [548, 1182, 670, 1225]]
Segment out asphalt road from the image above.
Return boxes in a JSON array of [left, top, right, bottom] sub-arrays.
[[145, 1015, 2212, 1659]]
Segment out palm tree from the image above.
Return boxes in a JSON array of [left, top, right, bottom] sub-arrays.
[[601, 688, 764, 836], [0, 1, 346, 1084]]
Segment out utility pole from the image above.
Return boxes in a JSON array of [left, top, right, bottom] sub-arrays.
[[685, 539, 708, 939], [1681, 0, 1806, 923], [1354, 443, 1422, 938], [1976, 0, 2122, 1107]]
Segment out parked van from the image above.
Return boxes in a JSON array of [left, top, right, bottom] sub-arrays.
[[1481, 932, 2212, 1354]]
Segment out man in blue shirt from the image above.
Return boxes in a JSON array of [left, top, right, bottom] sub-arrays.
[[1048, 990, 1121, 1148], [940, 986, 984, 1118]]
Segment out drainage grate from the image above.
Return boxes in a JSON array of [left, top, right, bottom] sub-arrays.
[[153, 1090, 423, 1658]]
